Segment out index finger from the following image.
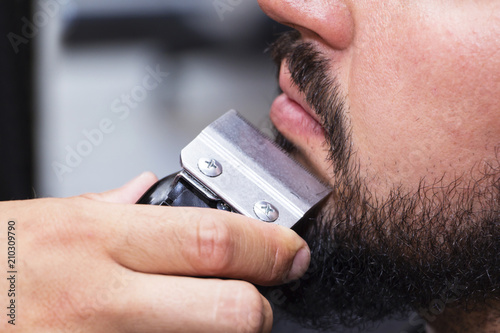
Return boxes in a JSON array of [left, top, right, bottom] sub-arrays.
[[103, 203, 310, 285]]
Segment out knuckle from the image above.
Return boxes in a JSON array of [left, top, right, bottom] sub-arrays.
[[29, 197, 103, 249], [215, 282, 266, 333], [267, 240, 296, 283], [266, 251, 283, 283], [26, 199, 70, 244], [184, 216, 234, 274]]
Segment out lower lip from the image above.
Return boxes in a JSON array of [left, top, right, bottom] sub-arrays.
[[270, 93, 325, 139]]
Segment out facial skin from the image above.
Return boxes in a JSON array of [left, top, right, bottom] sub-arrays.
[[257, 0, 500, 331]]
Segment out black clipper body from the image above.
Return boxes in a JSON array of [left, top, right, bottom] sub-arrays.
[[137, 110, 330, 229]]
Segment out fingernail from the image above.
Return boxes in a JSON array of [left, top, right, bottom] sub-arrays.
[[286, 246, 310, 282]]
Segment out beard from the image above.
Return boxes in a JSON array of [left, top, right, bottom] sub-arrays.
[[261, 30, 500, 330]]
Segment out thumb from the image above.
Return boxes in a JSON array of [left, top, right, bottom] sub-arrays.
[[87, 172, 159, 204]]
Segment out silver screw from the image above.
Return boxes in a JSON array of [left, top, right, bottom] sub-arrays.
[[253, 201, 279, 222], [198, 158, 223, 177], [217, 202, 232, 212]]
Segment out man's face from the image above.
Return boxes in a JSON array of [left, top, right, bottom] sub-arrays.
[[258, 0, 500, 329], [261, 0, 500, 195]]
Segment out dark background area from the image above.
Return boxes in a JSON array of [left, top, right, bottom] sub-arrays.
[[0, 0, 34, 201]]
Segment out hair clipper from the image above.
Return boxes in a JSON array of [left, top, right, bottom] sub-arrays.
[[136, 110, 330, 230]]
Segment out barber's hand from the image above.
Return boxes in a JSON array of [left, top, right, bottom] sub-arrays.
[[0, 172, 310, 333]]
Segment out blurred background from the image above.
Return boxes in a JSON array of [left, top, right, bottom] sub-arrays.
[[0, 1, 413, 332], [27, 0, 280, 198]]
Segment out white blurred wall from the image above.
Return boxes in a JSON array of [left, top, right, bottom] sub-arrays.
[[34, 0, 278, 197]]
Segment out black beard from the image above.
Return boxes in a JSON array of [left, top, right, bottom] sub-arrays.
[[261, 30, 500, 330]]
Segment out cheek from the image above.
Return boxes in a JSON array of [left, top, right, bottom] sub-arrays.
[[346, 2, 500, 192]]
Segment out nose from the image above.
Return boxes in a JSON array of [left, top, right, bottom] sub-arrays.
[[258, 0, 354, 50]]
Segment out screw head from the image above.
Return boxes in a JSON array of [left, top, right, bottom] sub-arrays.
[[198, 158, 223, 177], [216, 202, 232, 212], [253, 201, 279, 222]]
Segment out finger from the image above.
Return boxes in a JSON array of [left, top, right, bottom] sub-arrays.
[[83, 172, 158, 204], [113, 275, 273, 333], [108, 205, 310, 285]]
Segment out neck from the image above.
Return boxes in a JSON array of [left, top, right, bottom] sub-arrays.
[[426, 302, 500, 333]]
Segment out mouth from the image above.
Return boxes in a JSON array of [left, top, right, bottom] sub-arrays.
[[270, 61, 326, 140]]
